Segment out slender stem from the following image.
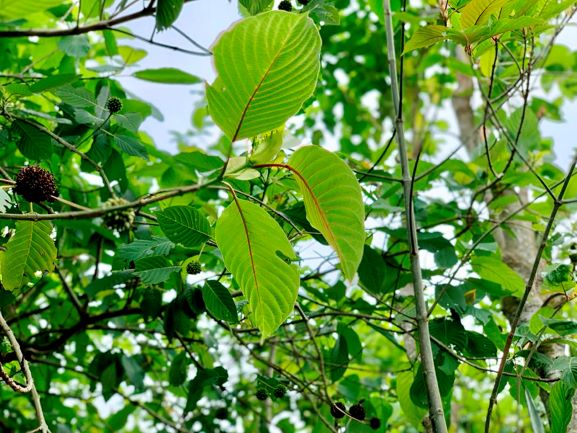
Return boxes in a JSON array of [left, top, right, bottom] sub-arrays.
[[383, 2, 448, 432], [0, 312, 50, 433], [484, 153, 577, 433]]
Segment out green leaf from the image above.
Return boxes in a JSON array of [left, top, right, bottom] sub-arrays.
[[215, 199, 299, 338], [288, 146, 365, 280], [185, 367, 228, 413], [157, 206, 212, 247], [397, 370, 427, 427], [112, 133, 149, 160], [461, 0, 507, 29], [239, 0, 273, 15], [357, 245, 396, 295], [0, 189, 11, 213], [134, 256, 181, 284], [550, 381, 575, 433], [117, 237, 175, 261], [525, 387, 545, 433], [0, 0, 64, 19], [156, 0, 184, 31], [201, 281, 238, 323], [329, 332, 349, 382], [207, 11, 321, 141], [132, 68, 201, 84], [470, 255, 524, 296], [1, 221, 56, 291], [12, 120, 53, 161], [120, 355, 145, 390], [169, 352, 188, 387], [542, 318, 577, 337], [404, 25, 449, 53], [249, 128, 284, 164]]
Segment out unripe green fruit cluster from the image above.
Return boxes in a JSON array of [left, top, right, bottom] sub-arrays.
[[102, 197, 135, 232], [105, 97, 123, 114], [14, 166, 58, 203]]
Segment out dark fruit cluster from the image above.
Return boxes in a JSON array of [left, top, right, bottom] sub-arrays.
[[186, 261, 202, 275], [349, 403, 366, 421], [330, 402, 346, 419], [297, 0, 309, 4], [273, 385, 287, 398], [214, 407, 228, 420], [278, 0, 292, 11], [102, 197, 135, 232], [14, 166, 58, 203], [369, 417, 381, 430], [105, 97, 123, 114], [256, 388, 268, 401]]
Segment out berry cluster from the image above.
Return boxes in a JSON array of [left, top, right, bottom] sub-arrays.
[[255, 385, 287, 401], [102, 197, 135, 232], [105, 97, 123, 114], [330, 401, 381, 430], [278, 0, 309, 11], [186, 261, 202, 275], [14, 166, 58, 203]]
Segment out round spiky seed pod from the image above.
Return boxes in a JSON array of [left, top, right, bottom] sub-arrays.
[[349, 403, 366, 421], [105, 97, 123, 114], [273, 385, 287, 398], [102, 197, 135, 232], [256, 388, 268, 401], [14, 166, 58, 203], [186, 261, 202, 275], [278, 0, 293, 11], [330, 402, 346, 419], [369, 417, 381, 430]]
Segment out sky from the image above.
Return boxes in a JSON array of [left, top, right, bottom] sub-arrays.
[[119, 1, 576, 167]]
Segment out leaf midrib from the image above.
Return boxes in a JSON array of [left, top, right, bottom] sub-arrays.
[[232, 17, 302, 141]]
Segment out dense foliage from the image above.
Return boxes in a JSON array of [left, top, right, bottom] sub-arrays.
[[0, 1, 577, 432]]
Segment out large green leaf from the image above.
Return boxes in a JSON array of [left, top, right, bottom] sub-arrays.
[[550, 381, 575, 433], [1, 221, 57, 291], [288, 146, 365, 280], [157, 206, 212, 247], [207, 11, 321, 141], [215, 199, 299, 338]]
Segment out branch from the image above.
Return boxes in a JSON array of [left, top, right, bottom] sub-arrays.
[[383, 2, 448, 432], [0, 312, 50, 433], [0, 1, 190, 38], [484, 153, 577, 433]]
